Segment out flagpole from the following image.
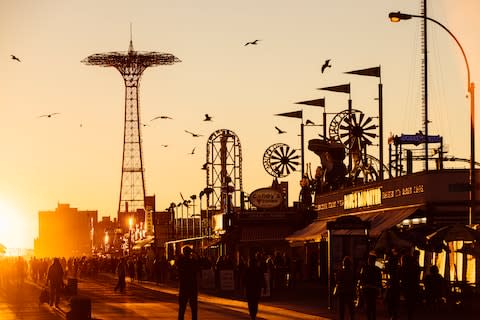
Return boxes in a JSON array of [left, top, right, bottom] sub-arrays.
[[301, 121, 305, 177], [379, 81, 384, 180], [344, 67, 383, 179]]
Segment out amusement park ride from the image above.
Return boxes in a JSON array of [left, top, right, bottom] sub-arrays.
[[263, 100, 474, 207]]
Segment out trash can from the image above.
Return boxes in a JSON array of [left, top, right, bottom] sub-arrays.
[[67, 296, 91, 320], [66, 278, 78, 296]]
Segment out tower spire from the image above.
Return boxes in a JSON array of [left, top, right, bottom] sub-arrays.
[[128, 23, 134, 53], [82, 37, 181, 216]]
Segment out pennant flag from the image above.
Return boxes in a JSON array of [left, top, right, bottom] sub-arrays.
[[275, 110, 303, 118], [318, 83, 350, 94], [295, 98, 325, 107], [345, 66, 381, 78]]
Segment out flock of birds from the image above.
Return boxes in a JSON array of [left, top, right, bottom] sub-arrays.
[[10, 41, 333, 152]]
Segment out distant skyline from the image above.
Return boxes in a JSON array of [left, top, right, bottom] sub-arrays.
[[1, 0, 479, 249]]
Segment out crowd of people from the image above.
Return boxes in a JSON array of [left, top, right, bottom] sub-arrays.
[[333, 249, 449, 320], [0, 247, 457, 320]]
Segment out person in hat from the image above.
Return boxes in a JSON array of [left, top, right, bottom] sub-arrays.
[[177, 245, 200, 320]]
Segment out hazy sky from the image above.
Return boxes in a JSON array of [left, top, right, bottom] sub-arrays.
[[1, 0, 479, 249]]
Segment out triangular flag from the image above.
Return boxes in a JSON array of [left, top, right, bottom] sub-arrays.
[[275, 110, 303, 118], [345, 66, 381, 78], [318, 83, 350, 94], [295, 98, 325, 107]]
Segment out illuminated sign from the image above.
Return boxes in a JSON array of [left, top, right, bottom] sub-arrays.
[[249, 188, 283, 209], [344, 188, 382, 210]]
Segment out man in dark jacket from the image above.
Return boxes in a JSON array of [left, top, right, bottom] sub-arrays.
[[47, 258, 64, 307], [244, 253, 265, 320], [177, 246, 200, 320]]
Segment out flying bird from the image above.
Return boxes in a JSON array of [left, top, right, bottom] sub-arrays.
[[38, 113, 60, 118], [275, 126, 286, 134], [161, 144, 168, 147], [204, 114, 213, 121], [305, 119, 315, 125], [150, 115, 173, 121], [185, 130, 203, 137], [245, 39, 261, 46], [321, 59, 332, 73], [10, 55, 21, 62]]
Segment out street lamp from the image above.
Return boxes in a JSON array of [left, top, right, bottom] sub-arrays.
[[389, 11, 476, 225]]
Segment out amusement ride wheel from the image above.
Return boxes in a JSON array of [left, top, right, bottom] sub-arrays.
[[329, 109, 377, 150], [263, 143, 300, 178]]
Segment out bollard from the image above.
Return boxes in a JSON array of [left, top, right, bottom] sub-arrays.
[[67, 296, 91, 320], [67, 278, 78, 296]]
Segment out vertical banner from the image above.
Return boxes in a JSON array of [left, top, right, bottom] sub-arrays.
[[145, 206, 154, 236]]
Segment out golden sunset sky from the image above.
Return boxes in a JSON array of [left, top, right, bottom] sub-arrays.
[[0, 0, 479, 250]]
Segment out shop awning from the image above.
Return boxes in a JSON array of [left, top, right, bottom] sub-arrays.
[[285, 219, 329, 242], [286, 204, 422, 242], [132, 236, 155, 250]]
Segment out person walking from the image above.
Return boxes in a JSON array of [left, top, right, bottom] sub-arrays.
[[244, 253, 266, 320], [360, 254, 382, 320], [335, 256, 356, 320], [46, 258, 64, 308], [177, 246, 200, 320], [114, 258, 127, 293], [400, 252, 420, 320], [385, 248, 401, 320]]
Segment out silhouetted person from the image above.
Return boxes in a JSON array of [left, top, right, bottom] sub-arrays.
[[424, 265, 446, 312], [400, 253, 420, 320], [244, 254, 265, 320], [47, 258, 64, 307], [385, 248, 400, 320], [360, 254, 382, 320], [335, 256, 356, 320], [177, 246, 199, 320], [114, 258, 127, 293]]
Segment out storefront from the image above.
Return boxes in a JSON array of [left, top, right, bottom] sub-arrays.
[[286, 169, 480, 285]]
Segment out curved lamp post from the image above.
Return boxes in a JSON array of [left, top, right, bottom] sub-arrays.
[[389, 11, 476, 225]]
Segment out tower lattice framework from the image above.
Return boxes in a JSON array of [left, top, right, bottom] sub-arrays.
[[82, 40, 181, 215], [205, 129, 243, 211]]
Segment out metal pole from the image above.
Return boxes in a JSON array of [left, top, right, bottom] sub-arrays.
[[423, 0, 429, 172], [390, 11, 475, 224], [470, 82, 476, 225], [301, 122, 305, 177], [379, 82, 384, 180]]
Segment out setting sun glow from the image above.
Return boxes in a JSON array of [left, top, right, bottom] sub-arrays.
[[0, 198, 28, 253]]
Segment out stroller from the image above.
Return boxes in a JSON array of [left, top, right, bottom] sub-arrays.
[[39, 287, 49, 305]]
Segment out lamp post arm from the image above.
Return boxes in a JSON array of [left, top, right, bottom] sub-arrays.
[[408, 13, 471, 89]]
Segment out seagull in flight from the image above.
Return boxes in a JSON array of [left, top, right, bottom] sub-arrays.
[[38, 113, 60, 118], [245, 39, 261, 46], [321, 59, 332, 73], [150, 115, 173, 121], [185, 130, 203, 137], [305, 119, 315, 125], [204, 114, 213, 121], [10, 55, 21, 62], [275, 126, 286, 134]]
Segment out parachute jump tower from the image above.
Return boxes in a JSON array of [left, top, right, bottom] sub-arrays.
[[82, 37, 181, 215]]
